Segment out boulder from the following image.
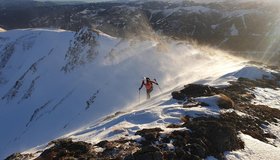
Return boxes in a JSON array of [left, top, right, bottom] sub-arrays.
[[181, 84, 217, 97], [217, 94, 235, 109], [132, 145, 163, 160], [172, 84, 217, 100], [135, 128, 163, 145], [37, 139, 94, 160], [171, 91, 186, 101]]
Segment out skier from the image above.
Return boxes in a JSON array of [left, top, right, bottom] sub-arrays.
[[139, 77, 158, 99]]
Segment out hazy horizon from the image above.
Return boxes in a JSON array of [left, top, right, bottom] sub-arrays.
[[34, 0, 277, 3], [35, 0, 109, 2]]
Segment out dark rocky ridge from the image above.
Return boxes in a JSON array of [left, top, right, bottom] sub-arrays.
[[1, 1, 280, 65]]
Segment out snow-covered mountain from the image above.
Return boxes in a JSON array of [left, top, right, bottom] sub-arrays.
[[1, 27, 280, 160], [0, 27, 244, 159], [1, 0, 280, 65]]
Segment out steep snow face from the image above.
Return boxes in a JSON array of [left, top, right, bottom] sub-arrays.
[[0, 28, 245, 158]]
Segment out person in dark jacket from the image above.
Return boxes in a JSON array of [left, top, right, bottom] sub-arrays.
[[139, 77, 158, 99]]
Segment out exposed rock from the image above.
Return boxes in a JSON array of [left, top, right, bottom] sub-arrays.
[[129, 115, 245, 159], [238, 104, 280, 124], [61, 27, 99, 73], [35, 138, 139, 160], [2, 57, 45, 102], [96, 140, 109, 148], [218, 77, 279, 106], [135, 128, 163, 145], [162, 151, 177, 160], [94, 138, 139, 159], [217, 94, 235, 109], [180, 116, 190, 123], [5, 153, 34, 160], [166, 123, 182, 128], [213, 76, 280, 142], [169, 130, 190, 147], [171, 91, 186, 101], [223, 111, 277, 143], [36, 139, 94, 160], [172, 84, 217, 100], [131, 145, 163, 160], [184, 117, 244, 159], [0, 42, 15, 70], [85, 90, 99, 110], [186, 143, 206, 158]]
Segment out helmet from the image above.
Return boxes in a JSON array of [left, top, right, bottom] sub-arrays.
[[143, 77, 150, 80]]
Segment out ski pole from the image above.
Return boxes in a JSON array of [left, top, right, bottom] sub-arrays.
[[154, 79, 162, 92], [138, 90, 141, 103]]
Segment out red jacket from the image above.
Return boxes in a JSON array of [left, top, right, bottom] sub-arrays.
[[139, 79, 158, 90]]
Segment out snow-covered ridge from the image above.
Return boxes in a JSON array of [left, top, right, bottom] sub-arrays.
[[0, 28, 248, 159], [23, 62, 280, 160], [64, 64, 280, 141]]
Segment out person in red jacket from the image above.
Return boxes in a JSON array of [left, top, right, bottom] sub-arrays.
[[139, 77, 158, 99]]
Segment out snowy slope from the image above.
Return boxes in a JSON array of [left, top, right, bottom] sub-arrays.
[[24, 63, 280, 160], [0, 28, 247, 159], [53, 66, 280, 160]]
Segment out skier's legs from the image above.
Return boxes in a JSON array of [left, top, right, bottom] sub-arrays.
[[146, 88, 153, 99], [147, 91, 150, 99]]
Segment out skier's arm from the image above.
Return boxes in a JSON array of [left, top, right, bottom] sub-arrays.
[[139, 80, 144, 90], [151, 80, 158, 85]]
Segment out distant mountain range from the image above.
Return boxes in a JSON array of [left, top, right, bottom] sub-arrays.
[[0, 0, 279, 62], [0, 0, 86, 8]]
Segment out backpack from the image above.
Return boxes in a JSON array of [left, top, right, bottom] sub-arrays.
[[144, 78, 153, 90]]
